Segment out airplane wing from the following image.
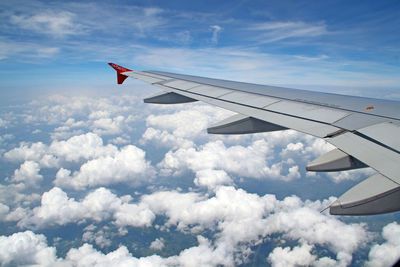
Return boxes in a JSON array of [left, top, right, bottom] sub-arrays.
[[109, 62, 400, 216]]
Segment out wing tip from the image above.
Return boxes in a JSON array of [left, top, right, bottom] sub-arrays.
[[108, 63, 132, 84]]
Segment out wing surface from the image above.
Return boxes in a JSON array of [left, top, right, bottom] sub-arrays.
[[109, 63, 400, 216]]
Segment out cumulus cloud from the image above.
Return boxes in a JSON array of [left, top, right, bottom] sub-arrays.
[[0, 231, 59, 266], [82, 226, 112, 248], [0, 231, 167, 266], [194, 169, 233, 190], [21, 95, 141, 136], [48, 132, 117, 163], [142, 104, 233, 148], [4, 132, 155, 189], [326, 167, 376, 183], [150, 237, 165, 250], [140, 186, 369, 265], [12, 161, 43, 187], [0, 203, 9, 219], [2, 182, 373, 266], [54, 144, 155, 190], [158, 139, 300, 181], [4, 141, 49, 164], [4, 132, 116, 166], [17, 187, 155, 229], [267, 243, 316, 267], [366, 222, 400, 267]]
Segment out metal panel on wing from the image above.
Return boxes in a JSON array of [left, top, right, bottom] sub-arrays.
[[127, 72, 164, 84], [266, 100, 350, 124], [167, 87, 342, 138], [220, 91, 280, 108], [357, 121, 400, 151], [329, 132, 400, 184], [188, 85, 232, 97], [162, 80, 200, 90]]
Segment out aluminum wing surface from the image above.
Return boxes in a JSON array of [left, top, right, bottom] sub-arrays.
[[109, 63, 400, 216]]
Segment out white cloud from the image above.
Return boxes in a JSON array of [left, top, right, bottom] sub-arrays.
[[142, 104, 233, 148], [4, 141, 48, 163], [48, 132, 117, 163], [17, 187, 155, 229], [4, 132, 118, 168], [248, 21, 328, 43], [10, 11, 84, 37], [366, 222, 400, 267], [267, 243, 316, 267], [326, 168, 376, 183], [150, 238, 165, 250], [158, 139, 300, 181], [91, 115, 126, 135], [82, 227, 112, 249], [141, 186, 369, 265], [54, 144, 155, 190], [172, 235, 234, 266], [194, 169, 233, 190], [67, 244, 165, 266], [210, 25, 223, 44], [0, 118, 8, 128], [4, 132, 156, 190], [0, 231, 59, 266], [22, 94, 141, 132], [12, 161, 43, 187], [0, 231, 167, 266], [0, 203, 9, 219]]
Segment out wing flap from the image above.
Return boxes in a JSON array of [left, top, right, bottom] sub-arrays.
[[357, 121, 400, 152], [333, 113, 389, 131], [329, 131, 400, 184]]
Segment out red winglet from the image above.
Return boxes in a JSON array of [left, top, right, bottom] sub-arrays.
[[108, 63, 133, 84]]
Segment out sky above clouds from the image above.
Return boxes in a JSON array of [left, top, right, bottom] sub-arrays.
[[1, 0, 400, 266]]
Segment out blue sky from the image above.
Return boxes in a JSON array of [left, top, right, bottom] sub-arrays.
[[1, 0, 400, 94], [1, 1, 400, 266]]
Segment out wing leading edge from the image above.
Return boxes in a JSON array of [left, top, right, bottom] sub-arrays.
[[108, 63, 400, 216]]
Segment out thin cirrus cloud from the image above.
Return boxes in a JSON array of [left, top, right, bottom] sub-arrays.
[[245, 21, 328, 43], [10, 11, 85, 37]]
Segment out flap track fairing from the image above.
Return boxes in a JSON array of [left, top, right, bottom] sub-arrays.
[[144, 91, 197, 104], [329, 173, 400, 215], [306, 148, 367, 172], [207, 114, 287, 135]]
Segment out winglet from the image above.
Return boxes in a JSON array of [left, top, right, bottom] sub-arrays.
[[108, 63, 132, 84]]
